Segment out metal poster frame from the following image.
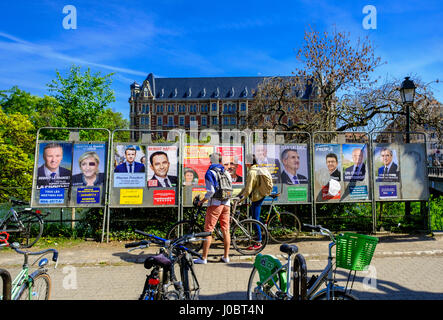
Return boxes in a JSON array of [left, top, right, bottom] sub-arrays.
[[250, 130, 314, 225], [312, 131, 373, 229], [181, 129, 249, 210], [370, 131, 430, 232], [31, 127, 111, 242]]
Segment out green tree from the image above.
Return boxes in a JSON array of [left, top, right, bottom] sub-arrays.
[[47, 65, 116, 129], [0, 107, 35, 202]]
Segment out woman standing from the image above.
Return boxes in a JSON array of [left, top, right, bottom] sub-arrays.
[[237, 154, 273, 250]]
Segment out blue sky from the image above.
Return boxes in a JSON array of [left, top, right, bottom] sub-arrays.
[[0, 0, 442, 119]]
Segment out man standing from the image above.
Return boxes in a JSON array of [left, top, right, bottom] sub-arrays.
[[377, 147, 399, 181], [148, 151, 177, 187], [114, 146, 145, 173], [280, 149, 308, 184], [37, 143, 72, 188], [344, 148, 366, 181], [194, 152, 232, 264], [222, 155, 243, 183]]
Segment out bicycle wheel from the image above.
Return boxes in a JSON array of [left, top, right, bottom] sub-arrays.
[[232, 219, 268, 255], [311, 288, 358, 300], [1, 212, 43, 248], [167, 221, 204, 252], [267, 211, 301, 243], [247, 267, 289, 300], [18, 273, 51, 300]]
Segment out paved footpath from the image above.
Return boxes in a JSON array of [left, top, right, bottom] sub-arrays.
[[1, 233, 443, 300]]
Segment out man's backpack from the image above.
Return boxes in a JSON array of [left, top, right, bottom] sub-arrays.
[[257, 166, 274, 197], [211, 167, 233, 201]]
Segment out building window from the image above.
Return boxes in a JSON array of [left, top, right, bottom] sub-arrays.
[[190, 116, 196, 122], [212, 117, 218, 125], [157, 117, 162, 126], [179, 116, 185, 126], [314, 103, 321, 113], [202, 116, 207, 126], [168, 116, 174, 127], [223, 117, 229, 125], [230, 117, 236, 125], [189, 105, 197, 113], [212, 103, 217, 112], [240, 103, 246, 112]]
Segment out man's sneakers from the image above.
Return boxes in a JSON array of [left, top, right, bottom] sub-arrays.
[[247, 243, 262, 250], [193, 258, 207, 264], [193, 257, 230, 264]]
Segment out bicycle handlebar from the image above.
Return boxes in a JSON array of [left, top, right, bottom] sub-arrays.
[[303, 224, 335, 240], [9, 242, 59, 263], [130, 230, 209, 258]]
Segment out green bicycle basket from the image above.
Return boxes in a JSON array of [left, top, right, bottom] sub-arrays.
[[335, 233, 379, 271]]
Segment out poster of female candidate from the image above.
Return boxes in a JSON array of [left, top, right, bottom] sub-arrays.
[[314, 144, 341, 200], [36, 142, 73, 189], [71, 143, 107, 205], [147, 145, 178, 188], [113, 144, 146, 187], [183, 145, 215, 186], [72, 143, 106, 187]]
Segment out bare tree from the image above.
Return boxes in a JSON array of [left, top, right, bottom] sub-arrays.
[[249, 26, 441, 138]]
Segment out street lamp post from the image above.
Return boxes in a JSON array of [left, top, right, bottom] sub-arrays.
[[399, 76, 416, 224], [400, 76, 416, 142]]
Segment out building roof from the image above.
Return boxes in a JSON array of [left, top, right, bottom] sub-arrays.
[[134, 73, 315, 101]]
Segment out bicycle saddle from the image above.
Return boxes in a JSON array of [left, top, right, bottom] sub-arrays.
[[280, 244, 298, 255], [144, 254, 172, 269], [269, 193, 280, 199]]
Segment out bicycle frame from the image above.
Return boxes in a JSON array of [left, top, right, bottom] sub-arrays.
[[11, 267, 29, 300], [0, 208, 23, 233]]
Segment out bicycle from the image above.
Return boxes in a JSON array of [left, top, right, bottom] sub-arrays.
[[247, 224, 378, 300], [256, 193, 302, 243], [167, 195, 269, 255], [0, 199, 45, 248], [125, 229, 210, 300], [0, 231, 59, 300]]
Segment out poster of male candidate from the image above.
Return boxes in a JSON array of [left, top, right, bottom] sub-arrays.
[[342, 144, 367, 182], [314, 144, 342, 200], [36, 142, 73, 189], [374, 145, 400, 182], [147, 145, 178, 188], [216, 145, 244, 185], [279, 145, 309, 185], [113, 144, 146, 187], [253, 144, 282, 182], [71, 143, 107, 206]]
